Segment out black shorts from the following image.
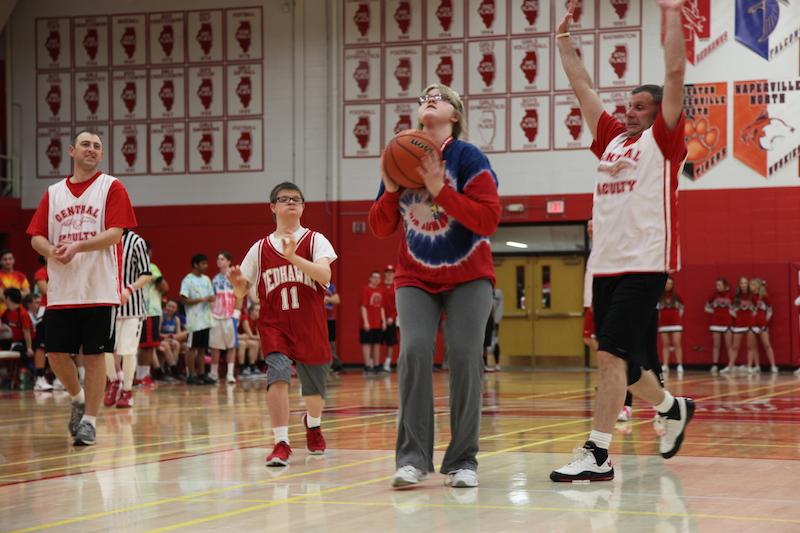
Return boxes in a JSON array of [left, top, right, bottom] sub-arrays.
[[593, 273, 667, 386], [139, 316, 162, 348], [360, 328, 383, 345], [188, 328, 210, 349], [46, 306, 116, 355], [327, 319, 336, 342], [383, 324, 398, 346], [35, 315, 46, 349]]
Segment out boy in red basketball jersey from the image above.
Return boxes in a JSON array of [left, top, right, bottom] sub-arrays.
[[229, 182, 337, 466]]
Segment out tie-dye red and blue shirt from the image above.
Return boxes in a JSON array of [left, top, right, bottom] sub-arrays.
[[369, 137, 500, 294]]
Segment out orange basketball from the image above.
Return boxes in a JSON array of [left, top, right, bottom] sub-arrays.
[[381, 130, 441, 189]]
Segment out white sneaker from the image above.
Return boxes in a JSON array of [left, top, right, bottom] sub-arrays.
[[710, 365, 718, 375], [446, 469, 479, 488], [617, 406, 631, 422], [771, 366, 779, 374], [676, 365, 684, 375], [226, 374, 236, 384], [659, 397, 695, 459], [52, 378, 65, 391], [719, 366, 733, 375], [34, 376, 53, 391], [550, 442, 614, 482], [391, 465, 428, 488], [662, 364, 669, 373], [652, 413, 666, 437]]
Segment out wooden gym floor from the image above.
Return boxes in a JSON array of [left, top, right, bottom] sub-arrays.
[[1, 369, 799, 532]]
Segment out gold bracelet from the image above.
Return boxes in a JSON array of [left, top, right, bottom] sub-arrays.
[[556, 32, 571, 39]]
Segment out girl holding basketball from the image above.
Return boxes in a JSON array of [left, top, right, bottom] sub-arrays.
[[369, 84, 500, 489]]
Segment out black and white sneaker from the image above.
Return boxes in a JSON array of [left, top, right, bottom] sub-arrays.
[[660, 397, 695, 459], [68, 401, 85, 437], [73, 421, 96, 446], [550, 441, 614, 482]]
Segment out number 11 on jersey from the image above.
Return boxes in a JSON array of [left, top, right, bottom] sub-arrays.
[[280, 286, 300, 310]]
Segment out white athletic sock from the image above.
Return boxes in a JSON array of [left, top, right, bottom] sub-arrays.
[[77, 366, 86, 382], [116, 370, 124, 382], [104, 353, 116, 382], [71, 388, 85, 404], [588, 430, 612, 450], [209, 366, 219, 379], [655, 390, 676, 414], [80, 415, 97, 428], [227, 362, 235, 376], [122, 354, 136, 390], [273, 426, 289, 444], [305, 413, 321, 428]]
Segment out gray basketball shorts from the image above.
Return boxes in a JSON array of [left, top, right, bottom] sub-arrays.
[[266, 352, 329, 398]]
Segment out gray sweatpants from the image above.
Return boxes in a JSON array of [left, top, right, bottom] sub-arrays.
[[395, 280, 493, 474]]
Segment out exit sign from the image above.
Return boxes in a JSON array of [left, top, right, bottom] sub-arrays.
[[546, 200, 565, 215]]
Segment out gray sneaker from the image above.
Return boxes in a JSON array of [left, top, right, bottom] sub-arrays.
[[69, 401, 85, 437], [73, 421, 96, 446]]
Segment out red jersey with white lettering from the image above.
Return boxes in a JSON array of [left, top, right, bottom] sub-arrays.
[[657, 291, 684, 327], [753, 294, 772, 328], [705, 290, 733, 327], [732, 291, 756, 328], [2, 307, 32, 342], [361, 285, 384, 328], [588, 112, 687, 275], [26, 172, 137, 308], [250, 231, 332, 365]]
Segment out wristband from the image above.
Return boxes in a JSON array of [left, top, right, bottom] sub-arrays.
[[556, 32, 571, 39]]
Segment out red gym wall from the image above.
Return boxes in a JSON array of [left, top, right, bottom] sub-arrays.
[[8, 184, 800, 367]]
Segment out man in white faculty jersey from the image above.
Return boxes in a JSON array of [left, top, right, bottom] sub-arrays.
[[550, 0, 694, 482], [27, 129, 137, 446]]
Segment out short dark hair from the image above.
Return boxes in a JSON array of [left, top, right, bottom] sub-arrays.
[[4, 288, 21, 304], [191, 253, 208, 267], [217, 250, 232, 261], [0, 249, 12, 260], [269, 182, 305, 204], [22, 294, 36, 307], [631, 84, 663, 105], [72, 129, 103, 147]]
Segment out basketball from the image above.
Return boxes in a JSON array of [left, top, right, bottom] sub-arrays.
[[381, 130, 441, 189]]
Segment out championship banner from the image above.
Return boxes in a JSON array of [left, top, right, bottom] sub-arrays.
[[554, 94, 591, 150], [189, 120, 225, 172], [227, 119, 263, 171], [343, 104, 382, 157], [227, 64, 263, 116], [149, 12, 186, 65], [599, 0, 641, 29], [75, 71, 109, 122], [425, 42, 465, 96], [187, 10, 224, 64], [384, 101, 417, 142], [385, 46, 423, 100], [735, 0, 800, 62], [510, 0, 551, 35], [150, 68, 186, 120], [37, 72, 72, 124], [733, 79, 800, 179], [188, 66, 224, 118], [112, 123, 148, 176], [112, 69, 148, 121], [468, 0, 507, 38], [74, 17, 109, 68], [683, 82, 727, 181], [426, 0, 465, 40], [510, 95, 550, 152], [37, 127, 72, 178], [36, 18, 71, 70], [344, 47, 382, 101], [468, 39, 507, 95], [111, 14, 146, 66], [226, 7, 263, 61], [597, 30, 641, 89], [510, 36, 551, 93], [344, 0, 382, 45], [467, 97, 507, 153], [385, 0, 422, 43], [554, 33, 595, 92], [149, 122, 187, 174]]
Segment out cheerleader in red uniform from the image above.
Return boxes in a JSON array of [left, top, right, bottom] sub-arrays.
[[723, 277, 757, 374], [750, 278, 778, 374], [704, 278, 733, 375], [657, 277, 684, 376]]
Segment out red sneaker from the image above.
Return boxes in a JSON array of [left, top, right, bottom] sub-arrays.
[[116, 390, 134, 408], [266, 441, 292, 466], [303, 414, 326, 455], [141, 375, 154, 387], [104, 380, 121, 407]]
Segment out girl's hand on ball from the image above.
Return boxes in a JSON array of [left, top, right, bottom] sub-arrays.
[[381, 159, 400, 193], [418, 152, 445, 197]]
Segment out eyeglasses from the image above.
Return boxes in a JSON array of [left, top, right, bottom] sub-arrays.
[[275, 196, 304, 204], [418, 93, 448, 105]]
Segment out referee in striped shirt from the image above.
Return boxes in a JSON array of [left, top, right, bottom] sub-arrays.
[[104, 229, 151, 408]]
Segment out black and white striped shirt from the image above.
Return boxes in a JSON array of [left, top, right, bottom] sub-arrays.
[[119, 230, 151, 318]]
